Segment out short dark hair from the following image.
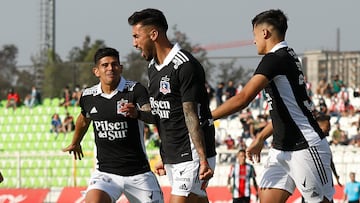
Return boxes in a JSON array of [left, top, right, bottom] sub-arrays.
[[316, 113, 330, 122], [238, 149, 246, 154], [252, 9, 288, 36], [128, 8, 168, 32], [94, 47, 119, 65]]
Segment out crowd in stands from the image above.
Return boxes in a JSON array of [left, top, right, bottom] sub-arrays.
[[208, 75, 360, 152], [2, 75, 360, 150]]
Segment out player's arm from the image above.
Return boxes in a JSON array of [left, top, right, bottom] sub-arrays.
[[137, 103, 156, 124], [121, 83, 157, 124], [183, 101, 213, 180], [212, 74, 269, 120], [330, 158, 342, 186], [62, 113, 91, 160], [246, 122, 273, 163]]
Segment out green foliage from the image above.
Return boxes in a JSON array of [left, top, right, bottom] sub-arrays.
[[0, 45, 19, 98], [123, 51, 149, 86], [217, 60, 253, 86], [41, 36, 105, 98]]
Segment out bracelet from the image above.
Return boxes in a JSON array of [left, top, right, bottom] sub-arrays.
[[200, 160, 209, 166]]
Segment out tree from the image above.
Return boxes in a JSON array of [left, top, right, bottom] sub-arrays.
[[0, 45, 18, 98], [217, 60, 253, 87], [41, 36, 106, 98], [171, 26, 215, 84], [123, 51, 149, 86]]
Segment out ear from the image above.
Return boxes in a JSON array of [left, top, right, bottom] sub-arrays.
[[150, 29, 158, 41], [93, 67, 100, 77], [263, 28, 272, 39]]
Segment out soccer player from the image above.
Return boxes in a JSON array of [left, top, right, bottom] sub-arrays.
[[62, 47, 163, 203], [126, 8, 217, 203], [228, 149, 258, 203], [211, 9, 334, 203]]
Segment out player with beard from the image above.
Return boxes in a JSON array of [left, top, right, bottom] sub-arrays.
[[124, 8, 216, 203]]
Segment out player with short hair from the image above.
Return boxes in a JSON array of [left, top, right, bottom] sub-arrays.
[[63, 47, 163, 203], [126, 8, 217, 203], [212, 9, 334, 203]]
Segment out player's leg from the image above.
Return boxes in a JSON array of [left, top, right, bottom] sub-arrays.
[[288, 139, 334, 203], [165, 156, 215, 203], [258, 148, 296, 203], [259, 188, 290, 203], [85, 189, 112, 203], [84, 170, 123, 203], [124, 171, 164, 203]]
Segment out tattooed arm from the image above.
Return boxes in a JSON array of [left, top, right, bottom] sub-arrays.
[[183, 101, 213, 180]]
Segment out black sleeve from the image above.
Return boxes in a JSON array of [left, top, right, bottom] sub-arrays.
[[133, 83, 150, 107], [254, 53, 283, 81]]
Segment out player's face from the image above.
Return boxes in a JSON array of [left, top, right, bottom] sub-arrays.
[[131, 24, 156, 61], [237, 151, 246, 165], [93, 56, 122, 86], [253, 24, 266, 55]]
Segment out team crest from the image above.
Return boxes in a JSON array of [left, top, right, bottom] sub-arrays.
[[117, 98, 128, 115], [160, 75, 171, 95]]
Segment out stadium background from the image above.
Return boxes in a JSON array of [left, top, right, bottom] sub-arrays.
[[1, 96, 359, 203]]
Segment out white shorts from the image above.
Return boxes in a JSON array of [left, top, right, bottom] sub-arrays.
[[164, 156, 216, 197], [85, 170, 163, 203], [260, 139, 334, 202]]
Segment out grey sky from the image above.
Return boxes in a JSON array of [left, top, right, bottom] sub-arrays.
[[1, 0, 359, 67]]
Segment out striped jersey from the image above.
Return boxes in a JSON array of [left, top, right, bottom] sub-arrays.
[[147, 43, 217, 164], [80, 77, 151, 176], [254, 41, 324, 151], [229, 163, 256, 198]]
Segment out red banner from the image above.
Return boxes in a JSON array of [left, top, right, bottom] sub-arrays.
[[0, 189, 49, 203], [56, 185, 345, 203]]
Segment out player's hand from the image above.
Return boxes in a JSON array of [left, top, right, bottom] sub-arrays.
[[62, 144, 84, 160], [246, 137, 264, 163], [154, 160, 166, 176], [199, 160, 213, 180], [336, 176, 343, 187], [119, 103, 138, 118]]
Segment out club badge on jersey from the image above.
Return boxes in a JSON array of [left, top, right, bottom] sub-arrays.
[[117, 98, 128, 116], [160, 75, 171, 95]]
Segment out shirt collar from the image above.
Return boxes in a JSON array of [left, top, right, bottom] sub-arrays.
[[94, 76, 127, 97], [153, 43, 181, 71], [269, 41, 288, 53]]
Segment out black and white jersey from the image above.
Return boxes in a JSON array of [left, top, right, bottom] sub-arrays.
[[254, 41, 324, 151], [148, 43, 217, 164], [80, 77, 151, 176]]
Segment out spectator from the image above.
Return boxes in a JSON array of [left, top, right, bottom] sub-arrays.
[[227, 149, 258, 203], [332, 74, 344, 94], [63, 112, 75, 133], [6, 88, 20, 110], [144, 124, 160, 149], [216, 82, 225, 107], [343, 172, 360, 203], [331, 123, 350, 145], [50, 113, 64, 139], [205, 81, 215, 101], [224, 134, 235, 150], [225, 80, 237, 100], [24, 86, 40, 108], [71, 85, 82, 106], [60, 86, 71, 108]]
